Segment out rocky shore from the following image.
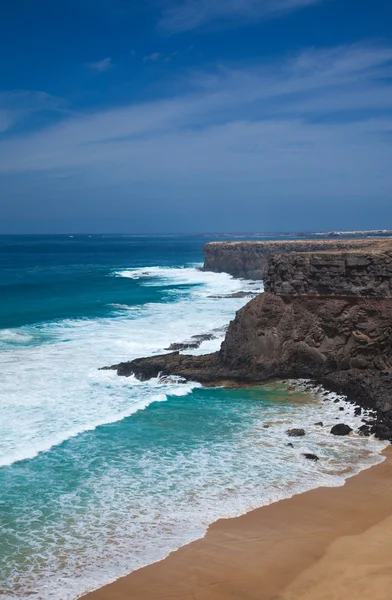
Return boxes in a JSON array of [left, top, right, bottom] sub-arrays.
[[105, 241, 392, 442]]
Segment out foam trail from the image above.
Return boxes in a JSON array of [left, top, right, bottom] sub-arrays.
[[0, 267, 258, 467]]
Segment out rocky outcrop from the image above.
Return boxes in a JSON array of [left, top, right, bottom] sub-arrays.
[[330, 424, 353, 436], [106, 243, 392, 441], [106, 292, 392, 385], [203, 239, 392, 280], [219, 293, 392, 377], [265, 250, 392, 296]]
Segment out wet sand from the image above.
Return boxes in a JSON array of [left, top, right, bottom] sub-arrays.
[[82, 447, 392, 600]]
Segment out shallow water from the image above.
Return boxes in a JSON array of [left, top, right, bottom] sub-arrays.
[[0, 235, 386, 599]]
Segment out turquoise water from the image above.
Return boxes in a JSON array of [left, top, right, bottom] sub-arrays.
[[0, 235, 386, 599]]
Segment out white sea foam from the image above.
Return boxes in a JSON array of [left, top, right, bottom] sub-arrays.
[[0, 329, 34, 344], [1, 381, 386, 600], [0, 267, 259, 467]]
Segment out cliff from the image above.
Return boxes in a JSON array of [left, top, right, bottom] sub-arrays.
[[106, 243, 392, 441], [265, 250, 392, 297], [203, 239, 392, 279], [108, 293, 392, 388]]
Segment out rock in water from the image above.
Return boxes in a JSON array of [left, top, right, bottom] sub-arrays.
[[191, 333, 216, 342], [330, 424, 353, 436], [286, 428, 306, 437], [370, 423, 392, 440], [303, 453, 320, 461], [358, 425, 371, 437], [165, 341, 201, 351]]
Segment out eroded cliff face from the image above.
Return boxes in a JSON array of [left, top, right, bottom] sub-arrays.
[[107, 244, 392, 439], [265, 250, 392, 296], [220, 293, 392, 384], [203, 239, 392, 279]]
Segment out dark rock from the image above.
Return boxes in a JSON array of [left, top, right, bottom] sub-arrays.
[[286, 428, 306, 437], [314, 422, 324, 427], [286, 443, 294, 448], [358, 425, 371, 437], [165, 341, 200, 351], [354, 407, 362, 416], [330, 424, 353, 436], [191, 333, 216, 342], [370, 423, 392, 441], [339, 407, 344, 411], [334, 399, 340, 403], [103, 352, 222, 383], [303, 453, 320, 461]]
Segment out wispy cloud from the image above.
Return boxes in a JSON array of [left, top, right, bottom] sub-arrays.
[[143, 50, 177, 62], [0, 43, 391, 203], [143, 52, 164, 62], [0, 90, 64, 134], [159, 0, 324, 32], [86, 57, 113, 72]]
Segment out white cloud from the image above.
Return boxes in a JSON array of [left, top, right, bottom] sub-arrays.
[[143, 52, 164, 62], [0, 43, 391, 203], [0, 90, 64, 133], [159, 0, 323, 32], [86, 57, 113, 72]]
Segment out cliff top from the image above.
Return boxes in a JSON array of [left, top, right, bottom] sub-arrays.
[[204, 239, 392, 249]]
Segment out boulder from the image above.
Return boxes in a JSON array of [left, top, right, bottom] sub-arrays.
[[165, 341, 200, 351], [370, 423, 392, 441], [287, 428, 306, 437], [330, 424, 353, 436], [358, 425, 371, 437], [303, 453, 319, 461]]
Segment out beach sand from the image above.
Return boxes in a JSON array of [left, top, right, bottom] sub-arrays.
[[82, 447, 392, 600]]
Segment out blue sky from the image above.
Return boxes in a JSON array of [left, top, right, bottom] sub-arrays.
[[1, 0, 392, 233]]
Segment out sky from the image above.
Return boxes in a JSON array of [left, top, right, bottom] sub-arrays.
[[0, 0, 392, 233]]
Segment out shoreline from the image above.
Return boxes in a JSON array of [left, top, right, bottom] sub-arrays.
[[81, 446, 392, 600]]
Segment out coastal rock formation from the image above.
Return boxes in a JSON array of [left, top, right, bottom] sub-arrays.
[[287, 429, 306, 437], [203, 239, 392, 280], [330, 424, 353, 436], [219, 293, 392, 378], [107, 243, 392, 441], [303, 453, 320, 460], [265, 250, 392, 296], [106, 293, 392, 392]]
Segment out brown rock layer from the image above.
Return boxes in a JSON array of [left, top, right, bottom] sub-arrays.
[[219, 293, 392, 379], [203, 239, 392, 279], [265, 250, 392, 296]]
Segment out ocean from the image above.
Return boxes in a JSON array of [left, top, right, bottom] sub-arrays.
[[0, 234, 386, 599]]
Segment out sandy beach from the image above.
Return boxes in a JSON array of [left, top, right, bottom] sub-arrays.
[[82, 447, 392, 600]]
